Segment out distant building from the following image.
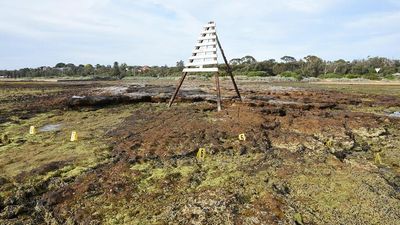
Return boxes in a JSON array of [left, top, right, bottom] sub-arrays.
[[393, 73, 400, 77]]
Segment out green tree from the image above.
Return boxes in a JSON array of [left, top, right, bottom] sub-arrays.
[[241, 55, 257, 64], [229, 58, 242, 65], [176, 60, 184, 69], [119, 63, 128, 78], [332, 59, 349, 74], [113, 61, 121, 79], [280, 56, 298, 71], [55, 62, 66, 68], [84, 64, 94, 76], [303, 55, 324, 77], [281, 56, 296, 63]]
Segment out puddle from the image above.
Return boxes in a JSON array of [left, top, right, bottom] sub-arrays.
[[389, 111, 400, 118], [72, 96, 85, 99], [39, 124, 63, 132], [268, 100, 301, 105]]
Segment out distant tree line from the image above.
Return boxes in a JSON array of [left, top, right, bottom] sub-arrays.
[[226, 55, 400, 80], [1, 56, 399, 80]]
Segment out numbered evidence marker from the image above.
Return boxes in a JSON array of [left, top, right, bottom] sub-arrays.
[[374, 153, 382, 165], [197, 148, 206, 161], [238, 133, 246, 141], [70, 131, 78, 142], [29, 126, 36, 135]]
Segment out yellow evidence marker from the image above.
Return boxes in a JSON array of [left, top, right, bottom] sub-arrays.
[[238, 133, 246, 141], [197, 148, 206, 161], [70, 131, 78, 142], [374, 153, 382, 165], [29, 126, 36, 135]]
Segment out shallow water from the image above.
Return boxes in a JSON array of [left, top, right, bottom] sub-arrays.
[[389, 111, 400, 118], [39, 124, 62, 132]]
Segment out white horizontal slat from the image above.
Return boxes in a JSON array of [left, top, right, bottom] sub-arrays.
[[183, 68, 218, 72], [186, 61, 218, 66], [200, 30, 216, 35], [198, 36, 217, 41], [192, 48, 217, 54], [195, 42, 217, 47], [204, 23, 216, 28], [189, 55, 217, 60]]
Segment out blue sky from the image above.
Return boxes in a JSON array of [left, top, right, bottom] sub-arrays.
[[0, 0, 399, 69]]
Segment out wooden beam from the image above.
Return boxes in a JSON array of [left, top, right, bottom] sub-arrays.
[[168, 72, 188, 107], [214, 72, 222, 111], [216, 35, 242, 101]]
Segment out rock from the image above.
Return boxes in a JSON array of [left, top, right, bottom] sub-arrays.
[[67, 95, 153, 107], [261, 108, 286, 116], [361, 142, 371, 152], [262, 121, 280, 130], [177, 192, 238, 225], [0, 176, 8, 185], [353, 127, 387, 138], [0, 133, 11, 145], [30, 161, 70, 175], [0, 205, 27, 219], [239, 146, 247, 155], [3, 196, 17, 205], [272, 183, 290, 196], [315, 103, 337, 110], [128, 156, 140, 164], [43, 187, 74, 206], [332, 151, 348, 161]]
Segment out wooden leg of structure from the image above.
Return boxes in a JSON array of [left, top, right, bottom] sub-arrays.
[[228, 71, 242, 101], [214, 72, 222, 112], [168, 72, 188, 107], [216, 35, 242, 101]]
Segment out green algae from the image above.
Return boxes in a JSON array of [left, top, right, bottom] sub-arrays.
[[1, 81, 399, 224], [287, 160, 400, 225], [0, 104, 140, 185], [88, 153, 276, 224]]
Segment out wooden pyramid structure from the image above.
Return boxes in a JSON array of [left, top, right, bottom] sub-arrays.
[[168, 21, 242, 111]]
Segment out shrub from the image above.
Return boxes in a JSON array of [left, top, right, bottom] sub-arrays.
[[384, 75, 396, 80], [362, 73, 380, 80], [340, 73, 381, 80], [280, 71, 302, 80], [245, 71, 268, 77], [319, 73, 344, 79], [345, 74, 363, 79]]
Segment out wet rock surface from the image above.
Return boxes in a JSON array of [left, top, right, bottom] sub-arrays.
[[1, 80, 400, 224]]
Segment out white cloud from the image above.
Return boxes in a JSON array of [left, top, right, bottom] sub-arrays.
[[0, 0, 399, 69], [283, 0, 339, 13], [345, 11, 400, 31]]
